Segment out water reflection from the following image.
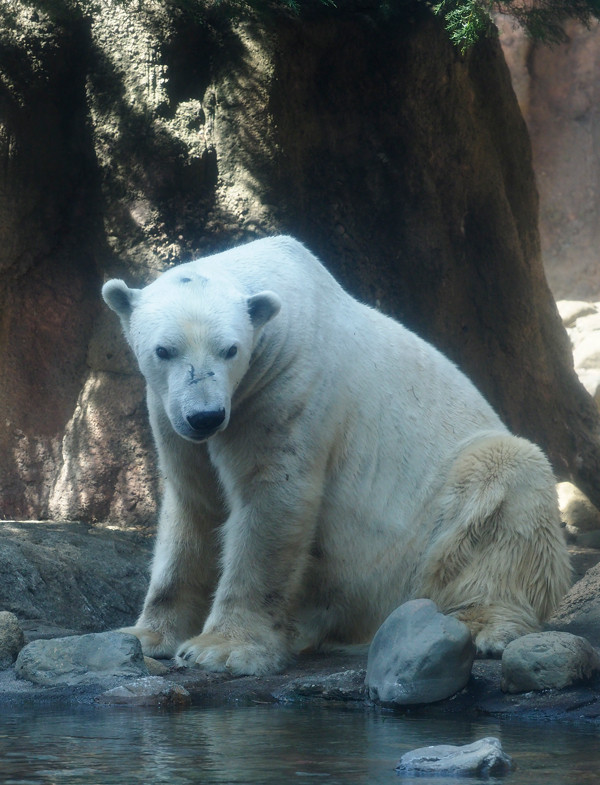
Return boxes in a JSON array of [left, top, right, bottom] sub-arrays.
[[0, 702, 598, 784]]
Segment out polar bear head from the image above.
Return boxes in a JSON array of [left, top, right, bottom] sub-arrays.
[[102, 268, 281, 442]]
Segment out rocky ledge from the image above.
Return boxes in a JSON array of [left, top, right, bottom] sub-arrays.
[[2, 630, 600, 724], [1, 520, 600, 722]]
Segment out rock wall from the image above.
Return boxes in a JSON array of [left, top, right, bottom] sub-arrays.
[[499, 17, 600, 301], [1, 1, 598, 526]]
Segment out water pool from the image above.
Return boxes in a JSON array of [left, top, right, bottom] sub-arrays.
[[0, 703, 598, 784]]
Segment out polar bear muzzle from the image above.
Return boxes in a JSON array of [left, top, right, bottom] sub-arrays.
[[185, 408, 226, 440]]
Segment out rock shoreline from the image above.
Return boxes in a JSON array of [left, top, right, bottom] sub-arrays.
[[2, 644, 600, 725], [2, 519, 600, 721]]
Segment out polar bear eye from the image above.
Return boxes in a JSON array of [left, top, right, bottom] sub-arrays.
[[224, 345, 238, 359], [155, 346, 173, 360]]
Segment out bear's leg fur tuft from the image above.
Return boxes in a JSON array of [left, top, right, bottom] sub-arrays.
[[421, 433, 571, 657]]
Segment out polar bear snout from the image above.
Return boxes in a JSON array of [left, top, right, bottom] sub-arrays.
[[185, 408, 227, 440]]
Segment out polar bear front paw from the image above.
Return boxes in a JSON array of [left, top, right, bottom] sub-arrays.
[[119, 626, 178, 659], [176, 632, 289, 676]]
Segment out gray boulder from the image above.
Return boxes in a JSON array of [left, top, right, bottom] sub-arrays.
[[501, 631, 600, 693], [365, 599, 475, 706], [396, 737, 513, 776], [0, 611, 25, 669], [14, 631, 149, 686], [0, 521, 151, 633], [550, 561, 600, 647]]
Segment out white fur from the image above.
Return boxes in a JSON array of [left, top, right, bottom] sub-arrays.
[[103, 236, 571, 675]]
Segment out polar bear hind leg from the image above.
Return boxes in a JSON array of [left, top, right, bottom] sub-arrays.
[[422, 433, 571, 657]]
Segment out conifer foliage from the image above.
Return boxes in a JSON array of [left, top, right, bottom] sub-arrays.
[[432, 0, 600, 51]]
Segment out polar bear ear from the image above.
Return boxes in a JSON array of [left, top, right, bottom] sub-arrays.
[[247, 291, 281, 329], [102, 279, 141, 323]]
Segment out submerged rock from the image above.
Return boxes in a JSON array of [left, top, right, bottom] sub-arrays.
[[14, 631, 149, 686], [0, 612, 25, 670], [501, 631, 600, 693], [144, 656, 170, 676], [365, 599, 475, 706], [396, 737, 513, 776]]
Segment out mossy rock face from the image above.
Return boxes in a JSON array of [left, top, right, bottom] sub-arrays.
[[1, 1, 599, 525]]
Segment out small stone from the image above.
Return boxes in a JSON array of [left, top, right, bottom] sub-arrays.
[[501, 631, 600, 693], [0, 611, 25, 669], [15, 631, 149, 686], [96, 676, 191, 706], [144, 656, 169, 676], [365, 599, 475, 706], [396, 737, 513, 776]]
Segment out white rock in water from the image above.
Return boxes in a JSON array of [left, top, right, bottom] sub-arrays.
[[396, 737, 513, 777]]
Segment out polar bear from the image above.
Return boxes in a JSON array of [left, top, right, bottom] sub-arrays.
[[102, 235, 571, 676]]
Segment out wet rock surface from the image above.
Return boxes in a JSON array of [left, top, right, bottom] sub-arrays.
[[396, 737, 513, 777], [3, 640, 600, 722], [96, 676, 191, 706]]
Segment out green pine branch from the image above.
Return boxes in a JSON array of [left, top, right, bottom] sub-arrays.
[[431, 0, 600, 51]]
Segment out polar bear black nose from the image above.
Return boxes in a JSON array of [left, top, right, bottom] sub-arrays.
[[186, 409, 226, 436]]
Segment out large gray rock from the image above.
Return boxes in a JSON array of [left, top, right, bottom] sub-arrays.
[[0, 521, 151, 633], [14, 631, 149, 686], [365, 599, 475, 706], [0, 611, 25, 669], [396, 737, 513, 776], [501, 631, 600, 693], [550, 561, 600, 647]]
